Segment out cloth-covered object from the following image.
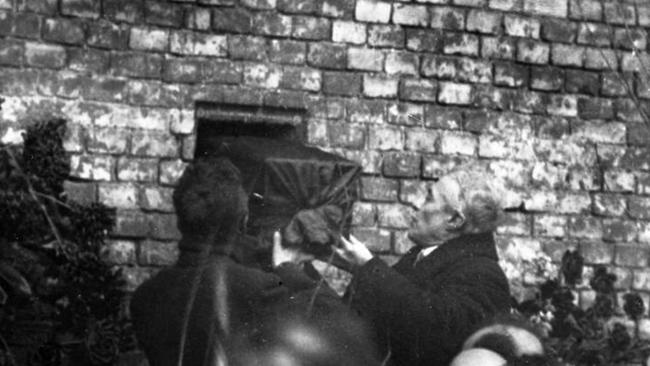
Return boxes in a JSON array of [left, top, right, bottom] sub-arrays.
[[130, 246, 378, 366], [282, 205, 343, 256], [211, 136, 360, 236], [346, 232, 511, 366]]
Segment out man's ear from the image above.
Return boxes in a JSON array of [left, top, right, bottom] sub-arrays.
[[446, 209, 466, 232]]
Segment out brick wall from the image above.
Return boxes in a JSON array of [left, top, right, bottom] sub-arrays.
[[1, 0, 650, 306]]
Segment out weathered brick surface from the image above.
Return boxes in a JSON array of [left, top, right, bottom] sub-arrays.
[[1, 0, 649, 300]]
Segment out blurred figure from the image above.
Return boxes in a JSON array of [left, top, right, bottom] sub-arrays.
[[450, 348, 507, 366], [333, 165, 512, 366], [130, 157, 379, 366]]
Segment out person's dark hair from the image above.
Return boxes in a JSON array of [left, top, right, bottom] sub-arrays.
[[173, 157, 248, 245]]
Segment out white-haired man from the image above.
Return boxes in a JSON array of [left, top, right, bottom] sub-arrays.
[[333, 166, 512, 366]]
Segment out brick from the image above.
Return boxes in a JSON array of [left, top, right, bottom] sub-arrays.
[[368, 24, 404, 48], [629, 197, 650, 219], [139, 240, 178, 266], [494, 62, 528, 87], [424, 106, 462, 130], [530, 162, 568, 189], [352, 228, 391, 253], [399, 79, 437, 102], [615, 245, 647, 267], [406, 29, 442, 52], [481, 36, 515, 59], [113, 210, 148, 237], [385, 51, 418, 75], [577, 23, 611, 47], [431, 7, 465, 30], [361, 177, 398, 202], [388, 103, 424, 126], [368, 125, 403, 150], [580, 242, 613, 265], [181, 135, 195, 160], [213, 7, 253, 33], [577, 97, 613, 120], [63, 180, 96, 204], [278, 0, 319, 14], [377, 203, 415, 229], [615, 98, 646, 123], [87, 127, 128, 154], [111, 52, 162, 78], [308, 42, 346, 69], [117, 157, 158, 182], [405, 129, 438, 153], [226, 36, 266, 61], [601, 72, 629, 97], [621, 53, 650, 73], [363, 75, 398, 98], [530, 66, 563, 91], [320, 0, 354, 18], [130, 27, 168, 51], [546, 94, 577, 117], [489, 0, 522, 11], [101, 239, 136, 265], [104, 0, 143, 23], [148, 213, 181, 240], [87, 20, 128, 50], [85, 77, 128, 103], [11, 12, 40, 39], [393, 4, 428, 26], [517, 40, 549, 64], [573, 120, 626, 145], [399, 180, 432, 209], [614, 28, 647, 51], [466, 10, 501, 34], [440, 131, 476, 155], [242, 0, 277, 9], [496, 212, 530, 236], [280, 66, 321, 91], [504, 15, 540, 38], [541, 19, 576, 43], [329, 123, 366, 149], [292, 16, 330, 40], [243, 63, 281, 88], [270, 39, 306, 64], [20, 0, 58, 14], [382, 152, 421, 178], [421, 55, 458, 79], [355, 0, 391, 23], [141, 186, 174, 211], [252, 12, 292, 37], [533, 215, 566, 237], [99, 183, 138, 209], [171, 31, 227, 57], [338, 149, 382, 174], [185, 7, 211, 30], [144, 1, 182, 27], [568, 216, 602, 239], [332, 20, 366, 44], [640, 4, 650, 27], [131, 131, 179, 157], [633, 269, 650, 291], [323, 71, 361, 96], [348, 47, 384, 71], [43, 18, 84, 45], [160, 159, 188, 186], [557, 192, 591, 214], [640, 221, 650, 243], [628, 123, 650, 146], [603, 219, 637, 243], [0, 39, 24, 66], [438, 82, 472, 105], [603, 1, 635, 25], [423, 154, 471, 179], [584, 48, 617, 70], [565, 70, 599, 95], [592, 194, 627, 217], [24, 42, 66, 69], [523, 0, 567, 18], [457, 58, 491, 84], [443, 33, 479, 56], [569, 0, 602, 21], [352, 202, 376, 226], [61, 0, 100, 18], [307, 98, 345, 119]]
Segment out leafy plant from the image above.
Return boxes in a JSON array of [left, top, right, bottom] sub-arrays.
[[516, 250, 650, 365], [0, 117, 135, 365]]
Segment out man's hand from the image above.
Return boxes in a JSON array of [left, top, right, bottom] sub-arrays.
[[332, 235, 373, 270], [272, 231, 314, 267]]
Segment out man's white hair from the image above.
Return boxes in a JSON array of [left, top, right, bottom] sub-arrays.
[[441, 163, 507, 234]]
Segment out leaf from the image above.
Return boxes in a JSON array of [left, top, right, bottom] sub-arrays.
[[0, 261, 32, 297]]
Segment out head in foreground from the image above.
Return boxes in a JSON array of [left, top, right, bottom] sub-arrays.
[[173, 157, 249, 251], [408, 164, 506, 247]]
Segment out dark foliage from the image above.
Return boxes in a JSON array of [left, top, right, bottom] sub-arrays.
[[590, 266, 617, 295], [560, 250, 583, 287], [0, 120, 134, 365], [623, 293, 645, 321]]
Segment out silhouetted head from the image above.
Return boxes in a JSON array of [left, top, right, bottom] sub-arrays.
[[173, 157, 248, 249]]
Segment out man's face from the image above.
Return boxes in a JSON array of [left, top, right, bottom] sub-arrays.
[[407, 178, 461, 247]]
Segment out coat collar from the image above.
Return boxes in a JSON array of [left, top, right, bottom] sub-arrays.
[[404, 232, 498, 269]]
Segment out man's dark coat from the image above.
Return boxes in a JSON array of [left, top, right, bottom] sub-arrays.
[[347, 232, 511, 366], [130, 246, 379, 366]]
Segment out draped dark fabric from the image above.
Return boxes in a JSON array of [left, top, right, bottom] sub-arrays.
[[206, 137, 361, 265]]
